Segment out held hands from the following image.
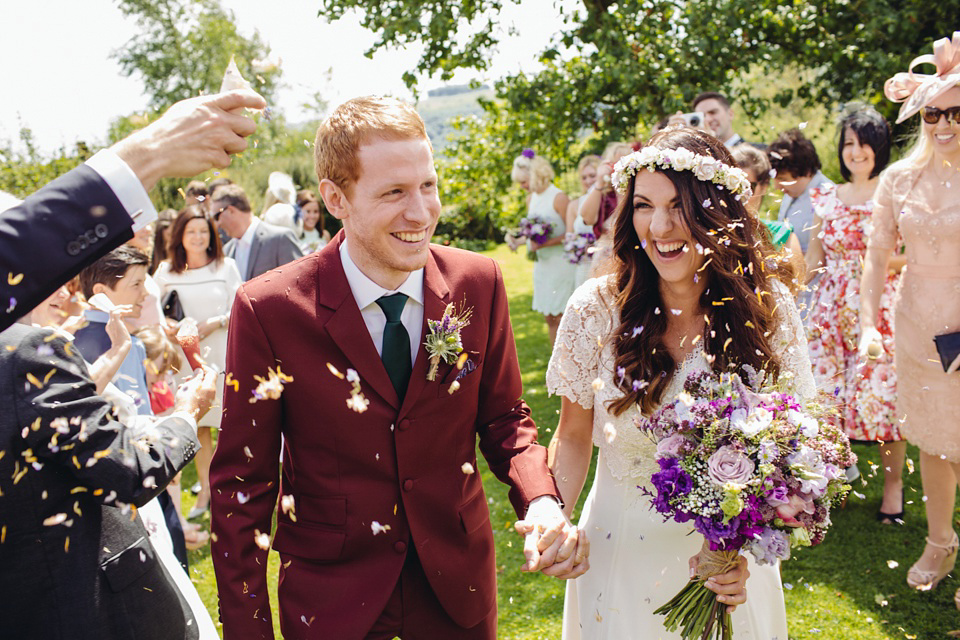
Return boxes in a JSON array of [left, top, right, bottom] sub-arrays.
[[857, 326, 884, 361], [173, 366, 218, 426], [689, 553, 749, 612], [112, 90, 267, 192], [514, 496, 590, 580]]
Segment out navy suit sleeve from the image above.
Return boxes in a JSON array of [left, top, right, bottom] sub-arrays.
[[0, 164, 135, 331], [4, 326, 198, 508]]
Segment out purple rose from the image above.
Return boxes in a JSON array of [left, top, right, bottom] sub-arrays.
[[747, 527, 791, 565], [765, 484, 790, 507], [707, 445, 756, 486], [656, 434, 689, 458]]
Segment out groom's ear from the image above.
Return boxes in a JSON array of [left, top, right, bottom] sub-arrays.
[[319, 179, 349, 221]]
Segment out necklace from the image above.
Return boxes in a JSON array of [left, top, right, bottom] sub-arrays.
[[931, 159, 960, 187]]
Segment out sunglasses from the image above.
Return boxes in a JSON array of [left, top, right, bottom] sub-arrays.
[[213, 205, 227, 221], [922, 105, 960, 125]]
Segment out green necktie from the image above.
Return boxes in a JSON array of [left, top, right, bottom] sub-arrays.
[[376, 293, 412, 398]]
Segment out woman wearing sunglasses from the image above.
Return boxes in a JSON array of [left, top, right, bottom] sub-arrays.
[[861, 32, 960, 605]]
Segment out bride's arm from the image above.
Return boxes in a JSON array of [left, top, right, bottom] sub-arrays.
[[547, 398, 595, 519]]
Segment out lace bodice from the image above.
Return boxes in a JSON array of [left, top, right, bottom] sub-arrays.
[[546, 276, 816, 484]]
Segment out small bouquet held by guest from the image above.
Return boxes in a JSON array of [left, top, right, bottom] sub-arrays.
[[505, 217, 554, 261], [564, 231, 596, 264], [637, 367, 855, 640]]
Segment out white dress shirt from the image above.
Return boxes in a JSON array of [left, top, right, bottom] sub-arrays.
[[85, 149, 158, 231], [339, 240, 424, 367], [235, 217, 260, 279]]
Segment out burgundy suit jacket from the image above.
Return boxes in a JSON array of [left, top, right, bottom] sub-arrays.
[[210, 235, 559, 639]]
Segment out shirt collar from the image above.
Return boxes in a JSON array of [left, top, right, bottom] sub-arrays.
[[239, 216, 260, 245], [724, 133, 743, 148], [339, 239, 424, 311]]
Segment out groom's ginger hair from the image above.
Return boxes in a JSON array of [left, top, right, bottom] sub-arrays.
[[314, 96, 430, 195]]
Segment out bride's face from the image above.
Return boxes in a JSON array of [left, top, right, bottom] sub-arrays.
[[631, 170, 704, 286]]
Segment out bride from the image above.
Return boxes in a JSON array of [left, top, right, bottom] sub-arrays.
[[546, 128, 815, 639]]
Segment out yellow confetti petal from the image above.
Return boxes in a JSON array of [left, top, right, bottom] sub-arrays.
[[7, 273, 24, 286], [326, 363, 344, 379]]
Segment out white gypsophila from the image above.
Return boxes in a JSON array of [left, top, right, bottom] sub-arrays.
[[611, 146, 753, 199]]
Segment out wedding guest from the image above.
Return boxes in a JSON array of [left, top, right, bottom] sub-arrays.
[[154, 206, 242, 520], [261, 171, 303, 236], [731, 144, 805, 279], [212, 183, 304, 281], [0, 315, 214, 639], [692, 91, 750, 148], [565, 155, 601, 288], [150, 208, 177, 275], [861, 33, 960, 602], [297, 189, 331, 252], [768, 128, 835, 253], [580, 142, 633, 279], [124, 220, 165, 332], [511, 151, 574, 346], [546, 129, 777, 637], [185, 180, 209, 206], [805, 107, 906, 520], [0, 89, 265, 333]]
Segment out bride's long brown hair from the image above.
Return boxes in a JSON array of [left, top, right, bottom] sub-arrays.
[[606, 129, 795, 416]]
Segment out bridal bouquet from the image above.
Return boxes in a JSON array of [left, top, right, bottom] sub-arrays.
[[636, 368, 854, 640], [564, 231, 596, 264]]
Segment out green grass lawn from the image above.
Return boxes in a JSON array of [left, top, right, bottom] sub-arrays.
[[181, 244, 959, 639]]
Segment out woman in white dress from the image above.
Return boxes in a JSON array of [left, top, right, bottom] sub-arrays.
[[565, 155, 601, 288], [154, 206, 242, 519], [546, 129, 815, 639], [511, 152, 574, 346]]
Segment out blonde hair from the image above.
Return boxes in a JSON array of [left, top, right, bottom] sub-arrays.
[[511, 154, 555, 193], [730, 145, 771, 187], [601, 142, 632, 163], [578, 154, 601, 174], [314, 96, 430, 195], [135, 325, 182, 375]]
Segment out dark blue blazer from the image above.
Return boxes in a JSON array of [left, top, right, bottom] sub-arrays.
[[0, 164, 136, 331]]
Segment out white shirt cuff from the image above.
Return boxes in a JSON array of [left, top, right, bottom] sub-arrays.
[[85, 149, 158, 232]]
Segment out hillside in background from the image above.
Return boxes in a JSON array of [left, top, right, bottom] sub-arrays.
[[417, 84, 494, 150]]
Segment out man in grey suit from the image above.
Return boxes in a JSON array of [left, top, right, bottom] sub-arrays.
[[0, 318, 217, 639], [212, 184, 304, 281]]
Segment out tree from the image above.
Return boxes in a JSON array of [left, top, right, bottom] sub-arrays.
[[320, 0, 959, 137], [113, 0, 281, 110]]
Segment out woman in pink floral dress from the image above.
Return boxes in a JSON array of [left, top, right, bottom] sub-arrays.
[[806, 108, 906, 522]]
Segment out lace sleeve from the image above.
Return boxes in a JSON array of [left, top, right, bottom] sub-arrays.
[[770, 279, 817, 401], [546, 277, 616, 409]]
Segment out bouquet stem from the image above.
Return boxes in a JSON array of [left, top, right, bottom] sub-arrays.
[[654, 540, 739, 640]]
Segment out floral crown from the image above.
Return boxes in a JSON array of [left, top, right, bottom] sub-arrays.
[[611, 146, 753, 199]]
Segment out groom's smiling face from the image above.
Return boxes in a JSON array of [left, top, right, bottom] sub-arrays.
[[337, 136, 441, 289]]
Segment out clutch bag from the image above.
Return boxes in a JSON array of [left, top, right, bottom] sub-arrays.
[[933, 330, 960, 373], [161, 289, 185, 322]]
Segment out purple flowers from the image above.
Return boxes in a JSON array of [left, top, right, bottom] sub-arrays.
[[521, 148, 536, 159], [640, 370, 854, 566]]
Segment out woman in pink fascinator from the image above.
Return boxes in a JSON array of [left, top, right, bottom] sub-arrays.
[[860, 31, 960, 605]]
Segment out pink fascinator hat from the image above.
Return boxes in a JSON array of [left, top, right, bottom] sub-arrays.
[[885, 31, 960, 123]]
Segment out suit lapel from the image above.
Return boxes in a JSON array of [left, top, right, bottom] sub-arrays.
[[318, 235, 401, 408], [399, 248, 450, 416]]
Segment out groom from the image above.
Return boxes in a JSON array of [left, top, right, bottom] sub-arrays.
[[210, 96, 586, 639]]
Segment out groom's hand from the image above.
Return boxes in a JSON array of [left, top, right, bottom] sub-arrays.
[[690, 554, 750, 612]]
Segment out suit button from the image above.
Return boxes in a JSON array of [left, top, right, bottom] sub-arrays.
[[403, 479, 413, 492], [84, 229, 98, 244], [95, 224, 108, 238], [78, 236, 89, 251], [394, 541, 407, 554], [66, 241, 81, 256], [398, 419, 410, 432]]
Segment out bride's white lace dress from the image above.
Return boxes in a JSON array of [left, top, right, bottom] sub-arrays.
[[547, 276, 815, 640]]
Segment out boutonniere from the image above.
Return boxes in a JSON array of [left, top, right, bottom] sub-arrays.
[[424, 302, 473, 381]]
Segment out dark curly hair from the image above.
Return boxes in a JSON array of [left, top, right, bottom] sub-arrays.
[[606, 129, 795, 416]]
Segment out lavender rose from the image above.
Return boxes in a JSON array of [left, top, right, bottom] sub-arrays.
[[656, 434, 689, 458], [707, 445, 756, 486]]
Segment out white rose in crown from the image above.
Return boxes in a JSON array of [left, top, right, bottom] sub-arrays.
[[694, 157, 720, 181], [671, 147, 697, 171]]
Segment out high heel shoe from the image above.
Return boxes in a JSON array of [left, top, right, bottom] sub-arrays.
[[906, 532, 959, 591]]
